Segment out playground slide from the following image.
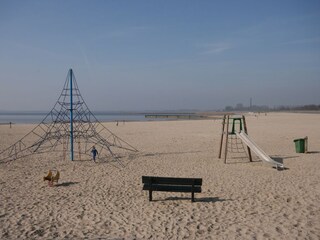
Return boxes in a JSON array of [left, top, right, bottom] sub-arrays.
[[236, 131, 284, 169]]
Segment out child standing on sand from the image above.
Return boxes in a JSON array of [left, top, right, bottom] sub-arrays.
[[91, 146, 98, 162]]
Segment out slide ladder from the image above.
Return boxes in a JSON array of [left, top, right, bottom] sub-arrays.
[[236, 131, 284, 170]]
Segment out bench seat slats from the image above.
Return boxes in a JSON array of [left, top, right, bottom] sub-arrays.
[[142, 176, 202, 186], [143, 184, 202, 193]]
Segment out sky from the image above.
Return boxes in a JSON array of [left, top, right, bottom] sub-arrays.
[[0, 0, 319, 111]]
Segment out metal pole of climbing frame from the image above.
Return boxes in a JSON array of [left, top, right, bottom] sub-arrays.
[[69, 69, 74, 161]]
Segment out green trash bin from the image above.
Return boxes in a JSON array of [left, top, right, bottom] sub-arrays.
[[293, 138, 305, 153]]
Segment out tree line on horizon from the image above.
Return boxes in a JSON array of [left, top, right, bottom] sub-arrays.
[[224, 104, 320, 112]]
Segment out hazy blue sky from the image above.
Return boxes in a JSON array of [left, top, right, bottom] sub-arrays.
[[0, 0, 319, 111]]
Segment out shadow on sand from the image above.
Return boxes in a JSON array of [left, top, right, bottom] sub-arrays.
[[55, 182, 79, 187], [306, 151, 320, 154], [225, 156, 261, 164], [152, 196, 230, 203], [195, 197, 230, 203], [272, 155, 299, 160]]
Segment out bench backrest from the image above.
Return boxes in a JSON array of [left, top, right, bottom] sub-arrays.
[[142, 176, 202, 186]]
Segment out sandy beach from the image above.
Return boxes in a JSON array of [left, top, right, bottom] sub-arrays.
[[0, 112, 319, 239]]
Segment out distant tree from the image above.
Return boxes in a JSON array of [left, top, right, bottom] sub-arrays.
[[225, 106, 233, 111], [224, 103, 320, 112], [273, 104, 320, 111]]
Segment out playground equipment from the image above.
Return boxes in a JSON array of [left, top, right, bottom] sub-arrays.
[[43, 170, 53, 181], [218, 115, 252, 163], [218, 115, 284, 169], [236, 132, 284, 169], [0, 69, 138, 165], [43, 170, 60, 186]]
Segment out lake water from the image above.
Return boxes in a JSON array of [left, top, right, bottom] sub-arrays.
[[0, 112, 201, 124], [0, 112, 147, 124]]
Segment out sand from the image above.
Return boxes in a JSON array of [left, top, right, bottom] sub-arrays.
[[0, 112, 319, 239]]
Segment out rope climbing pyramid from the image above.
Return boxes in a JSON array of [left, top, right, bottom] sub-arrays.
[[0, 69, 138, 165]]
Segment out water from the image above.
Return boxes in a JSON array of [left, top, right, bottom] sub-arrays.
[[0, 112, 147, 124]]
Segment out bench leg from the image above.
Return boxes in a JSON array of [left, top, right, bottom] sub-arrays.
[[191, 191, 195, 202], [149, 190, 152, 201]]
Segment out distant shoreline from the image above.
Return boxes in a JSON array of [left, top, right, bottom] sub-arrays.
[[0, 110, 319, 125], [0, 109, 319, 115]]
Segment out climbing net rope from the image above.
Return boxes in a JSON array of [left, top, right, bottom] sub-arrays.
[[227, 134, 248, 160]]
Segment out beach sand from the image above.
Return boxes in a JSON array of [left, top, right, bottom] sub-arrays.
[[0, 112, 319, 239]]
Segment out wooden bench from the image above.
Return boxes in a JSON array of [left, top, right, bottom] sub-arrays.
[[142, 176, 202, 202]]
